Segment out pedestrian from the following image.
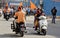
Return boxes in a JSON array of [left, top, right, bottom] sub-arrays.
[[33, 8, 37, 15], [51, 7, 57, 24], [10, 5, 14, 17], [26, 6, 30, 15]]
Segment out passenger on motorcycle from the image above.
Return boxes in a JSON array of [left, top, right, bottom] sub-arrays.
[[34, 8, 43, 30], [3, 3, 10, 18]]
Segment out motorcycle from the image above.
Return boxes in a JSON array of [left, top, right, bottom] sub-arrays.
[[36, 16, 48, 35], [11, 19, 25, 37], [5, 12, 10, 21]]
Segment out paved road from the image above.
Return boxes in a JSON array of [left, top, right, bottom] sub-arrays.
[[0, 16, 60, 38]]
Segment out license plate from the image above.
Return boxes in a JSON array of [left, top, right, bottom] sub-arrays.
[[21, 28, 25, 31]]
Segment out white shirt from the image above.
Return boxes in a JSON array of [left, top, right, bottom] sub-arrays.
[[10, 8, 13, 12], [22, 8, 26, 15]]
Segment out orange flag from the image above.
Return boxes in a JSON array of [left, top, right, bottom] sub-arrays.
[[30, 1, 37, 10], [5, 3, 8, 6], [19, 2, 23, 7]]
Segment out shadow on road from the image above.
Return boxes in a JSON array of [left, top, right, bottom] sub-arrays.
[[0, 33, 22, 37], [0, 33, 46, 37], [25, 32, 46, 36]]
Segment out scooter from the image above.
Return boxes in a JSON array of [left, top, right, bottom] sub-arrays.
[[36, 16, 48, 35], [11, 19, 25, 37]]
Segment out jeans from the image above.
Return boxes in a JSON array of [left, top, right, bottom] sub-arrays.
[[52, 15, 56, 23]]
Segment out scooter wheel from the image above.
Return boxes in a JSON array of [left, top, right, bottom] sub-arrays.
[[42, 29, 46, 35]]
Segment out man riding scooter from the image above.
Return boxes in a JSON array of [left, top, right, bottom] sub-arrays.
[[34, 8, 42, 30], [37, 13, 48, 35], [3, 3, 10, 20]]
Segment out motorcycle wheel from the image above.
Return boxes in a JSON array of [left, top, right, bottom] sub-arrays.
[[6, 16, 9, 21], [20, 31, 24, 37], [6, 18, 8, 21]]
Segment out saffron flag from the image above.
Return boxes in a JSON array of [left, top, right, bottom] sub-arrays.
[[19, 2, 23, 7], [5, 3, 8, 6], [30, 1, 37, 10]]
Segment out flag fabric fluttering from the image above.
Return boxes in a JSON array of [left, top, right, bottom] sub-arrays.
[[30, 1, 37, 10], [19, 2, 23, 7]]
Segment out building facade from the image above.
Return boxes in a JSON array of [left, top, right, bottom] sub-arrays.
[[43, 0, 60, 16], [0, 0, 60, 16], [8, 0, 40, 7]]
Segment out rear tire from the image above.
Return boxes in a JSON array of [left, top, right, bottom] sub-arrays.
[[20, 31, 24, 37]]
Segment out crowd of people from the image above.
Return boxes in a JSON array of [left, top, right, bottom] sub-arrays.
[[0, 3, 45, 29], [0, 2, 57, 31]]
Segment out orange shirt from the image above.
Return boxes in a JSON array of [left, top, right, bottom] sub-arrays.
[[14, 11, 25, 23]]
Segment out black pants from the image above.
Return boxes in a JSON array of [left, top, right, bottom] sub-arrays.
[[52, 15, 56, 23], [16, 22, 25, 32], [3, 13, 10, 18]]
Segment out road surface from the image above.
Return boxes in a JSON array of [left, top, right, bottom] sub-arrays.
[[0, 16, 60, 38]]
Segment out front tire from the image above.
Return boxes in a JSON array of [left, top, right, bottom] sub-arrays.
[[6, 16, 9, 21], [6, 18, 8, 21], [42, 29, 46, 35]]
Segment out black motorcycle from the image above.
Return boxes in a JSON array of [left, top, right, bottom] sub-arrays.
[[11, 20, 25, 37], [5, 12, 10, 21]]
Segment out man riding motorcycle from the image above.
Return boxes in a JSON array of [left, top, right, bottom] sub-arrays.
[[34, 8, 42, 30], [14, 6, 26, 34], [3, 3, 10, 18]]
